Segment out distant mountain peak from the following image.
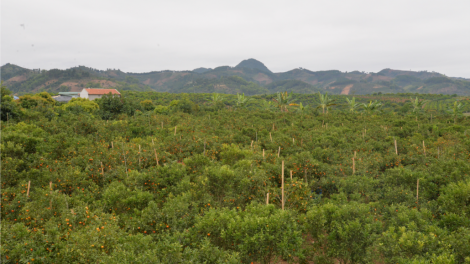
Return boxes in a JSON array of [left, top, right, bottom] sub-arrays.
[[235, 58, 272, 73], [192, 67, 212, 74]]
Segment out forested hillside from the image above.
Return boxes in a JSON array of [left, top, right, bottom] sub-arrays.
[[2, 83, 470, 263], [2, 59, 470, 96]]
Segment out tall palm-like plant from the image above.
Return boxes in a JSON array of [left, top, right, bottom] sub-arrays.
[[316, 92, 336, 114], [261, 100, 275, 111], [210, 93, 224, 105], [362, 100, 383, 114], [447, 101, 464, 123], [297, 102, 308, 114], [410, 97, 429, 114], [236, 93, 253, 108], [272, 91, 297, 112], [345, 97, 359, 112]]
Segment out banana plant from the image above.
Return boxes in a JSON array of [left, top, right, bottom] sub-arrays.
[[345, 97, 359, 112], [410, 97, 429, 114], [272, 91, 297, 112], [261, 100, 275, 111], [447, 101, 464, 123], [296, 102, 309, 114], [210, 93, 224, 105], [236, 93, 252, 108], [316, 92, 336, 114], [361, 100, 383, 114]]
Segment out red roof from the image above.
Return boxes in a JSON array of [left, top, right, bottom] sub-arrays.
[[85, 89, 121, 95]]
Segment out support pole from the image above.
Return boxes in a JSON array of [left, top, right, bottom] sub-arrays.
[[395, 139, 398, 155], [138, 145, 141, 166], [27, 181, 31, 197], [154, 149, 159, 166], [282, 160, 285, 210], [49, 181, 52, 208], [352, 158, 355, 174], [417, 179, 420, 208]]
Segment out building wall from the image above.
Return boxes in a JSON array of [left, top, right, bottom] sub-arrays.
[[88, 95, 102, 101], [80, 89, 88, 99]]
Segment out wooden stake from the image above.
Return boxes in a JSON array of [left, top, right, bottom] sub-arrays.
[[27, 181, 30, 197], [266, 193, 269, 205], [111, 142, 114, 148], [272, 123, 275, 130], [290, 170, 293, 180], [154, 149, 159, 166], [278, 146, 280, 157], [352, 157, 355, 174], [416, 179, 420, 208], [251, 140, 253, 148], [152, 139, 154, 145], [122, 143, 128, 178], [394, 139, 398, 155], [174, 126, 177, 136], [292, 138, 294, 144], [138, 145, 141, 166], [423, 141, 426, 156], [282, 160, 285, 210], [49, 181, 52, 208], [304, 167, 307, 183], [270, 132, 272, 142]]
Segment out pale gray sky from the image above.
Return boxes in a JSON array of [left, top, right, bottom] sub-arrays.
[[2, 0, 470, 77]]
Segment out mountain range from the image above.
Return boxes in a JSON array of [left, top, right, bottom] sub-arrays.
[[2, 58, 470, 96]]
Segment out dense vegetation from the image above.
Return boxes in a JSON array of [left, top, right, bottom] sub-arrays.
[[1, 83, 470, 263]]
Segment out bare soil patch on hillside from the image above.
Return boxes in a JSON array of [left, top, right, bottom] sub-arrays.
[[340, 84, 353, 95], [5, 74, 28, 83], [254, 73, 272, 84], [372, 76, 393, 81], [90, 79, 117, 88], [60, 82, 80, 92], [33, 79, 58, 92]]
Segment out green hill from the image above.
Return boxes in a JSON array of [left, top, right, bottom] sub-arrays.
[[235, 58, 272, 73], [2, 60, 470, 96]]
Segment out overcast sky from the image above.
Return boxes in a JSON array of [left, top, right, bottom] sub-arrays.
[[2, 0, 470, 77]]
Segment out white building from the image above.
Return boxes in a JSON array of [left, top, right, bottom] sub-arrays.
[[80, 88, 121, 100]]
